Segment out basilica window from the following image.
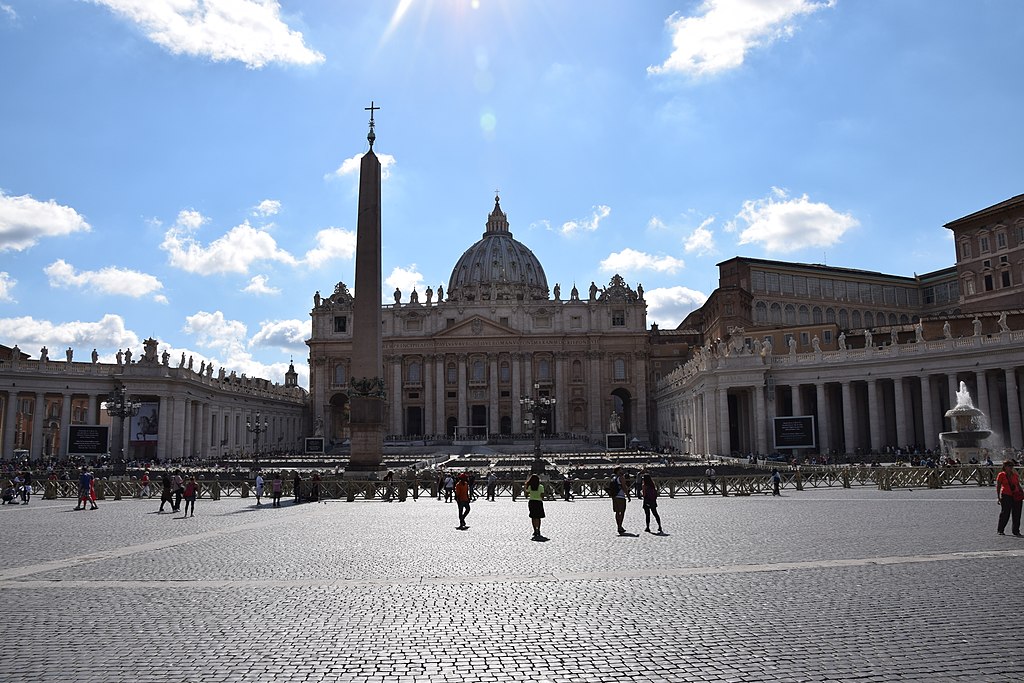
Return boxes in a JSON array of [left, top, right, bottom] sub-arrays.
[[1002, 270, 1011, 288], [334, 364, 347, 385], [997, 232, 1007, 250], [407, 361, 421, 383], [571, 359, 582, 382], [570, 315, 582, 329], [613, 358, 626, 381], [888, 313, 897, 326], [980, 236, 990, 253], [471, 359, 485, 382], [984, 274, 994, 291], [754, 302, 767, 323], [839, 309, 849, 328], [864, 311, 874, 328], [498, 361, 510, 383], [823, 330, 833, 344], [825, 308, 835, 324], [784, 304, 796, 325], [538, 359, 551, 380], [405, 318, 422, 331], [960, 240, 972, 259], [812, 306, 822, 324], [852, 310, 862, 328], [447, 364, 457, 385], [612, 310, 625, 327], [770, 303, 782, 324], [798, 305, 810, 325], [334, 316, 347, 333]]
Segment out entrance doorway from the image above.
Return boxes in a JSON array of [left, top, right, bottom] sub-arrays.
[[405, 406, 423, 436]]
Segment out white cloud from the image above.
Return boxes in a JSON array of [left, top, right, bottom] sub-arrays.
[[561, 204, 611, 235], [303, 227, 356, 268], [93, 0, 325, 69], [647, 216, 668, 231], [253, 199, 281, 216], [326, 152, 396, 180], [0, 313, 140, 352], [385, 265, 424, 299], [600, 248, 685, 274], [648, 0, 834, 78], [241, 274, 280, 295], [161, 215, 297, 275], [0, 191, 91, 251], [731, 188, 858, 253], [0, 272, 15, 302], [44, 259, 165, 301], [1, 3, 16, 20], [174, 208, 207, 231], [183, 310, 248, 352], [249, 318, 309, 352], [684, 217, 717, 256], [645, 286, 709, 328], [528, 219, 552, 232]]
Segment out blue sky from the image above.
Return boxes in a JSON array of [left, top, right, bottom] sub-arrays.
[[1, 0, 1022, 389]]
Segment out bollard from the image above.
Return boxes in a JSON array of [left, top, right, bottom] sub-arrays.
[[928, 469, 941, 489], [241, 482, 250, 498], [841, 469, 851, 489], [430, 481, 439, 499], [44, 481, 57, 500], [398, 482, 408, 502], [365, 483, 375, 500], [794, 471, 803, 491], [211, 481, 221, 501], [346, 484, 355, 502], [412, 479, 419, 500], [511, 481, 522, 501], [114, 481, 122, 501], [721, 480, 728, 497]]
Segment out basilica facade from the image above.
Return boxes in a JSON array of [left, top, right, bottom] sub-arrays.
[[307, 196, 651, 446]]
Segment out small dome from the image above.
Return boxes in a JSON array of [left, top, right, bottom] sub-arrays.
[[447, 196, 549, 301]]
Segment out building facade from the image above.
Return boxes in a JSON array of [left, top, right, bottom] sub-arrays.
[[0, 338, 307, 462], [307, 197, 651, 446]]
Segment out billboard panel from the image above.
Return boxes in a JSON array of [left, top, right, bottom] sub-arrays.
[[68, 425, 109, 456], [605, 433, 627, 451], [773, 415, 816, 449], [304, 437, 325, 455], [130, 402, 160, 443]]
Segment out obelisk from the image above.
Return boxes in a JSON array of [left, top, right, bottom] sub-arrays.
[[347, 102, 384, 474]]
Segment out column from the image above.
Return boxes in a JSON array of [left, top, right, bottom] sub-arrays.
[[892, 378, 908, 451], [30, 392, 45, 459], [157, 396, 171, 462], [947, 373, 960, 409], [86, 393, 98, 425], [634, 352, 648, 439], [200, 402, 211, 459], [717, 388, 730, 455], [457, 353, 468, 434], [488, 353, 499, 434], [391, 356, 404, 434], [2, 391, 17, 458], [1006, 368, 1022, 449], [867, 379, 881, 452], [511, 353, 522, 430], [920, 375, 937, 451], [841, 381, 854, 457], [974, 370, 990, 420], [423, 355, 434, 438], [754, 385, 767, 454], [59, 394, 72, 459], [171, 397, 185, 460], [554, 353, 568, 434], [791, 384, 803, 416], [435, 355, 446, 434], [587, 351, 601, 437], [815, 382, 830, 455], [182, 397, 193, 459]]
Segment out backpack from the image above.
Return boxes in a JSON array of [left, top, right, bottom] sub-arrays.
[[604, 477, 619, 497]]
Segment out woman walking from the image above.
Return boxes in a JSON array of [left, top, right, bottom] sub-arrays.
[[641, 473, 663, 534], [996, 460, 1023, 536], [254, 472, 264, 506], [526, 473, 546, 540], [182, 475, 199, 517], [271, 472, 283, 507]]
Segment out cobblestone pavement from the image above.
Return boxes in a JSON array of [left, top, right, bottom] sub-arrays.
[[2, 486, 1022, 682]]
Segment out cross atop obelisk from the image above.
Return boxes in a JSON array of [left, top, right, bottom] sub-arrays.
[[366, 100, 379, 149]]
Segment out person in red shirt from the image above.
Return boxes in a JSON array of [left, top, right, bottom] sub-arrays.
[[996, 460, 1023, 536], [454, 474, 471, 530]]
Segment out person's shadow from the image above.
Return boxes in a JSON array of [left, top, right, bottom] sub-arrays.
[[617, 531, 640, 538]]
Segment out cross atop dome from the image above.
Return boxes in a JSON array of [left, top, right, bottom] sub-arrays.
[[486, 192, 510, 235]]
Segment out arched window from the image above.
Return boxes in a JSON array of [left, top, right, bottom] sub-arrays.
[[755, 302, 768, 324], [900, 314, 910, 324], [812, 307, 823, 324], [500, 361, 510, 383], [538, 358, 551, 380], [798, 305, 810, 325], [888, 313, 897, 326], [839, 309, 849, 328], [613, 358, 626, 381], [334, 364, 346, 385], [785, 304, 797, 325], [852, 310, 862, 328], [770, 303, 782, 324], [826, 307, 836, 324], [407, 361, 421, 383], [571, 359, 582, 382], [472, 359, 485, 381], [447, 363, 457, 385], [864, 311, 874, 328]]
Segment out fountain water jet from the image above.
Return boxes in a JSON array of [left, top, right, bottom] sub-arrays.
[[939, 381, 992, 461]]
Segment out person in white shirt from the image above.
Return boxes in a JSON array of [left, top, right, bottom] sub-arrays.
[[254, 473, 265, 505]]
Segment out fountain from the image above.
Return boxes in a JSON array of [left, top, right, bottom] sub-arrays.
[[939, 381, 992, 461]]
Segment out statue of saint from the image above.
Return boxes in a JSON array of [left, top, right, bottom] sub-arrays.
[[637, 283, 644, 299], [187, 355, 193, 371], [915, 321, 925, 342], [314, 416, 324, 437], [39, 346, 48, 362], [608, 411, 621, 434], [161, 349, 170, 366], [314, 290, 321, 308], [998, 311, 1010, 333], [66, 347, 73, 363], [943, 320, 952, 339], [890, 328, 898, 345], [553, 283, 560, 300], [116, 349, 124, 366], [179, 352, 186, 368], [410, 288, 419, 304], [394, 287, 401, 304], [763, 338, 773, 356], [437, 285, 444, 301], [973, 317, 982, 336], [838, 332, 846, 350], [864, 329, 873, 347], [425, 286, 433, 304], [589, 281, 599, 300], [812, 336, 821, 352], [206, 363, 214, 378], [788, 336, 797, 354], [199, 360, 206, 376], [91, 348, 99, 364], [124, 348, 132, 364]]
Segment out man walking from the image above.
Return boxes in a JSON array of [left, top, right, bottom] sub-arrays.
[[610, 467, 630, 534], [705, 465, 717, 495], [454, 473, 471, 529], [158, 471, 174, 513]]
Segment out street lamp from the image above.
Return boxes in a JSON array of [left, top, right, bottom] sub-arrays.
[[105, 382, 140, 474], [246, 411, 268, 470], [520, 382, 556, 465]]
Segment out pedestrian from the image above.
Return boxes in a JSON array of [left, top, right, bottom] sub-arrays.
[[486, 470, 498, 501], [293, 470, 302, 504], [996, 460, 1023, 536], [641, 473, 663, 534], [171, 470, 184, 512], [771, 468, 782, 496], [609, 466, 630, 534], [75, 468, 90, 510], [443, 472, 455, 503], [254, 472, 264, 505], [705, 465, 717, 495], [383, 470, 395, 502], [634, 468, 644, 499], [88, 472, 98, 509], [21, 471, 32, 504], [272, 472, 283, 507], [562, 472, 573, 501], [140, 470, 151, 498], [158, 471, 174, 512], [526, 473, 545, 539], [182, 476, 199, 517], [310, 471, 321, 502], [454, 473, 471, 529], [436, 472, 445, 501]]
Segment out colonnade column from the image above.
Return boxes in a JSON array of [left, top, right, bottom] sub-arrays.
[[754, 385, 767, 454], [892, 378, 908, 450], [920, 376, 937, 451], [435, 356, 446, 434], [791, 384, 803, 416], [1006, 368, 1022, 449], [30, 392, 45, 459], [815, 382, 830, 454], [634, 352, 648, 439], [974, 371, 990, 420], [170, 397, 185, 460], [200, 402, 211, 459], [457, 354, 468, 434], [866, 379, 881, 452], [510, 353, 522, 431], [2, 392, 17, 458], [587, 351, 601, 438], [841, 381, 854, 457], [390, 356, 404, 435], [554, 353, 568, 434], [86, 393, 98, 425], [488, 354, 499, 434], [59, 394, 72, 459], [182, 398, 193, 459], [717, 387, 730, 455], [947, 373, 960, 408], [423, 355, 434, 437], [157, 396, 170, 462]]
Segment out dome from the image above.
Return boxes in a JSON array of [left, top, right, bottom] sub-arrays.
[[447, 196, 549, 301]]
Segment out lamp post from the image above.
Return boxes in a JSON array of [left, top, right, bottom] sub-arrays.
[[105, 382, 140, 475], [520, 383, 556, 466], [247, 411, 268, 471]]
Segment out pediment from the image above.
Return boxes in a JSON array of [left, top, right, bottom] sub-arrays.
[[436, 316, 518, 338]]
